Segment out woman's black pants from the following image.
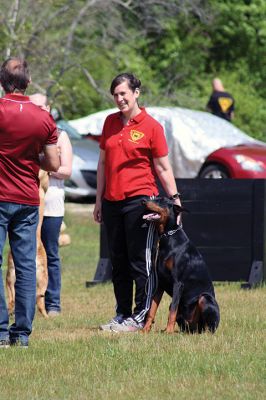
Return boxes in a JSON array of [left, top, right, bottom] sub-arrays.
[[102, 196, 157, 323]]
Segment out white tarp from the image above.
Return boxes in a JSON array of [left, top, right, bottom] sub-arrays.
[[69, 107, 256, 178]]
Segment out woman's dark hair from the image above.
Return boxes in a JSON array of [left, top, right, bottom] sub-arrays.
[[110, 73, 141, 95], [0, 57, 30, 93]]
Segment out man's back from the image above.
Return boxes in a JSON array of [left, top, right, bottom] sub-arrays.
[[0, 93, 58, 205], [206, 78, 235, 122], [207, 90, 235, 121], [0, 56, 60, 349]]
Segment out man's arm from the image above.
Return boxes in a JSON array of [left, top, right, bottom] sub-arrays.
[[39, 144, 60, 172]]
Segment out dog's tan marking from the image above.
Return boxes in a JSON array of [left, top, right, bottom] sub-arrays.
[[164, 257, 173, 271], [166, 308, 178, 333], [142, 288, 164, 333], [145, 201, 169, 234]]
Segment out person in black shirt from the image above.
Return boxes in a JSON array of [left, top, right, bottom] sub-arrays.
[[206, 78, 235, 122]]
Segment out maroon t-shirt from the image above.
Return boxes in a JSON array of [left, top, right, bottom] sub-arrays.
[[0, 93, 58, 205]]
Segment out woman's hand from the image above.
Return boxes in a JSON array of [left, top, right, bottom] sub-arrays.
[[173, 198, 182, 225], [93, 199, 102, 223]]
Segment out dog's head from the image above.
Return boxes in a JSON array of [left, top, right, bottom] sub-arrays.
[[142, 197, 187, 235]]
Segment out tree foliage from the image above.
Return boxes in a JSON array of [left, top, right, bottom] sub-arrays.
[[0, 0, 265, 139]]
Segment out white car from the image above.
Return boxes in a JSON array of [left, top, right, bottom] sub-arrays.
[[56, 120, 99, 200]]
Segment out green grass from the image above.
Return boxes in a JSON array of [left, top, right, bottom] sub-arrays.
[[0, 205, 265, 400]]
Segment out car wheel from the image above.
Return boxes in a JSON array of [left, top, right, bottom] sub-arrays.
[[199, 164, 230, 179]]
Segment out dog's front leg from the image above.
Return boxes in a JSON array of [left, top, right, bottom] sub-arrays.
[[36, 243, 48, 318], [165, 281, 183, 333], [6, 251, 16, 315], [143, 288, 164, 333]]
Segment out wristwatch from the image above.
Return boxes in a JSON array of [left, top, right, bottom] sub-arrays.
[[169, 192, 181, 200]]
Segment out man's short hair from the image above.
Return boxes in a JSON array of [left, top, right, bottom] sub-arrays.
[[0, 57, 30, 93]]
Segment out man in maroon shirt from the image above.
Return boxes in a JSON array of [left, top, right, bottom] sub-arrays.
[[0, 57, 59, 348]]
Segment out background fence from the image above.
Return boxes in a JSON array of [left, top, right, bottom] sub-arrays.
[[87, 179, 266, 288]]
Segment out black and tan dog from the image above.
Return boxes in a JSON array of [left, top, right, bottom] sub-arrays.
[[6, 170, 49, 318], [142, 197, 220, 334]]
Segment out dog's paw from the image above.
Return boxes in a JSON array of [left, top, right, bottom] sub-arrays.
[[142, 326, 152, 334], [162, 327, 175, 334]]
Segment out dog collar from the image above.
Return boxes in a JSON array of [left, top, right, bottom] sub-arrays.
[[160, 224, 182, 238]]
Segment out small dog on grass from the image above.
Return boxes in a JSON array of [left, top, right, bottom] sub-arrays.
[[6, 170, 49, 318], [142, 197, 220, 334]]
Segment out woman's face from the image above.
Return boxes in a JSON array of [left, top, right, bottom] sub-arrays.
[[113, 80, 139, 114]]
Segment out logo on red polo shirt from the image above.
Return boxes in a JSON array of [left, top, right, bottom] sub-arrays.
[[129, 130, 144, 143]]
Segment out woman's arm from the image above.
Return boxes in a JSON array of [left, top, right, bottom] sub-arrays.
[[39, 145, 60, 172], [153, 155, 181, 207], [49, 130, 73, 180], [93, 149, 106, 223]]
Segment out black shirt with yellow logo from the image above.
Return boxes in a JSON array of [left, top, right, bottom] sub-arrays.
[[207, 90, 235, 121]]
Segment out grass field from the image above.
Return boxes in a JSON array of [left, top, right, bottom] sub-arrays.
[[0, 204, 265, 400]]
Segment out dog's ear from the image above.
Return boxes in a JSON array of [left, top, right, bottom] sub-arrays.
[[173, 204, 189, 214]]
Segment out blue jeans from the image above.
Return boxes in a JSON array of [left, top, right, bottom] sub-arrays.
[[41, 216, 63, 312], [0, 202, 38, 345]]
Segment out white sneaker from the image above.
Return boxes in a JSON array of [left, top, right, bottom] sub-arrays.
[[99, 315, 124, 331], [111, 317, 144, 332], [47, 310, 61, 317]]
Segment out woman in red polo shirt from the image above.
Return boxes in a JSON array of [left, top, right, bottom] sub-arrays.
[[94, 73, 181, 332]]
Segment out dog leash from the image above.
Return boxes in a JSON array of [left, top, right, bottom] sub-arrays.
[[145, 225, 183, 297], [149, 239, 160, 297]]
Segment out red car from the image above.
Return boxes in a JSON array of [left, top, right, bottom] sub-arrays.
[[199, 143, 266, 178]]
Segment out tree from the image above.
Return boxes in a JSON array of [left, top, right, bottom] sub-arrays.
[[0, 0, 139, 114], [0, 0, 266, 138], [0, 0, 215, 116]]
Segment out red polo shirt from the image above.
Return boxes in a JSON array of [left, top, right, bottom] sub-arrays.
[[100, 107, 168, 201], [0, 93, 58, 205]]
